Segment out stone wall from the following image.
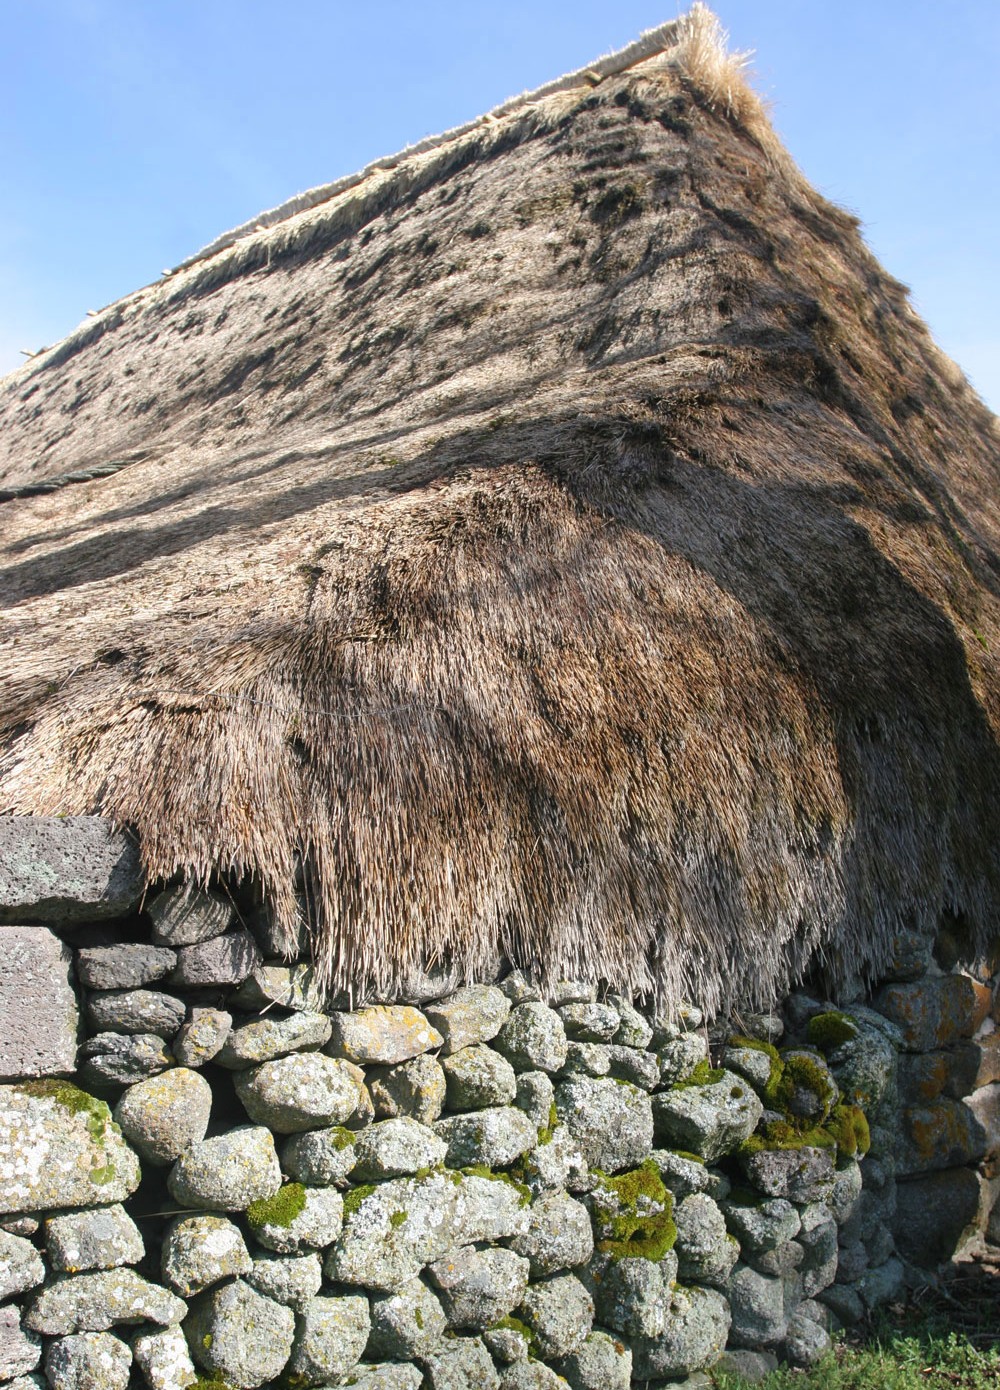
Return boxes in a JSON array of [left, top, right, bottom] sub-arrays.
[[1, 818, 998, 1390]]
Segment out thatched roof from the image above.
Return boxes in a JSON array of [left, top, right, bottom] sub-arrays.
[[1, 7, 998, 1015]]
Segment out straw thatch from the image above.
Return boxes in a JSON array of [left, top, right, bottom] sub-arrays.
[[1, 7, 998, 1015]]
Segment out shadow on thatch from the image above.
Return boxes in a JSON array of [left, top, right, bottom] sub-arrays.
[[1, 7, 998, 1010]]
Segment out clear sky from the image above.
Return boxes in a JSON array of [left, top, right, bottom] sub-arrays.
[[2, 0, 998, 411]]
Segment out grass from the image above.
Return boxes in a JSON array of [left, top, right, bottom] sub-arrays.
[[712, 1268, 1000, 1390]]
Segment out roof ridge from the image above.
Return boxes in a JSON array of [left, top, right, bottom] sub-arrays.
[[171, 18, 684, 276]]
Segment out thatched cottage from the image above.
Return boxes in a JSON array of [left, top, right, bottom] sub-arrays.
[[0, 10, 997, 1389]]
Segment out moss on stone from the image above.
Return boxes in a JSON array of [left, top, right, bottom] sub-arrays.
[[591, 1159, 677, 1261], [489, 1315, 537, 1354], [671, 1059, 725, 1090], [460, 1164, 532, 1208], [536, 1102, 559, 1146], [389, 1209, 408, 1229], [194, 1374, 232, 1390], [19, 1079, 111, 1144], [19, 1079, 118, 1184], [740, 1121, 837, 1156], [765, 1051, 837, 1123], [328, 1126, 356, 1151], [827, 1103, 871, 1157], [807, 1011, 860, 1052], [246, 1182, 307, 1229], [342, 1183, 377, 1216], [728, 1036, 781, 1062], [739, 1033, 872, 1162]]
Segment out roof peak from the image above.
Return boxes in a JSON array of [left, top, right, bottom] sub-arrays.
[[171, 16, 689, 276]]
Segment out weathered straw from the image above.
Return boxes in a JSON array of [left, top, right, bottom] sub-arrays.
[[1, 7, 998, 1014]]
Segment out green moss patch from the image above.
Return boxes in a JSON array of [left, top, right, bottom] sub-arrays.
[[460, 1165, 532, 1208], [194, 1375, 233, 1390], [342, 1183, 377, 1217], [764, 1052, 837, 1123], [671, 1059, 725, 1090], [19, 1079, 112, 1146], [19, 1080, 118, 1183], [807, 1011, 860, 1053], [591, 1159, 677, 1261], [489, 1315, 537, 1354], [827, 1103, 871, 1158], [536, 1102, 559, 1146], [728, 1036, 781, 1062], [741, 1101, 870, 1162], [247, 1183, 307, 1229], [741, 1121, 838, 1155]]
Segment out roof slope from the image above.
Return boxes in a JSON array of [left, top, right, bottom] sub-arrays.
[[1, 8, 998, 1013]]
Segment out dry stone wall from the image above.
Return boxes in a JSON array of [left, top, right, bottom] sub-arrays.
[[1, 817, 998, 1390]]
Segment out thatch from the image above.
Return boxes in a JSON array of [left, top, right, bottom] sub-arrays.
[[1, 7, 998, 1015]]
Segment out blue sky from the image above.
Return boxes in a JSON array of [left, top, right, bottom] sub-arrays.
[[2, 1, 998, 410]]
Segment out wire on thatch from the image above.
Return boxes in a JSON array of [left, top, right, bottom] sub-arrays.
[[1, 7, 998, 1015]]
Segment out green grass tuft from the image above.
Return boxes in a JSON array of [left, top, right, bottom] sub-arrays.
[[711, 1303, 1000, 1390]]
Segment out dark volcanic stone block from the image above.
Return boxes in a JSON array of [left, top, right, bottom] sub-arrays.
[[172, 931, 261, 987], [0, 816, 143, 924], [894, 1167, 982, 1264], [76, 944, 177, 991], [0, 925, 78, 1079], [86, 989, 186, 1037], [78, 1032, 173, 1087], [148, 887, 233, 947]]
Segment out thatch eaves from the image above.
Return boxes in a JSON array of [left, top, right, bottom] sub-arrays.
[[1, 7, 998, 1014]]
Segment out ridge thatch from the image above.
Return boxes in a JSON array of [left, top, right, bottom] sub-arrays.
[[1, 7, 998, 1016]]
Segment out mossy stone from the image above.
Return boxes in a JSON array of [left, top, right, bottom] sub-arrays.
[[246, 1184, 306, 1230], [765, 1050, 838, 1124], [1, 1082, 140, 1214], [807, 1011, 860, 1052], [589, 1159, 677, 1261]]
